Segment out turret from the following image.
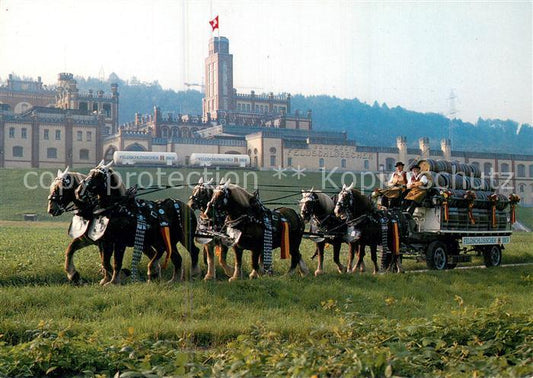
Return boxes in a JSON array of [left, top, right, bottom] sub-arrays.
[[396, 136, 407, 164], [419, 137, 430, 158]]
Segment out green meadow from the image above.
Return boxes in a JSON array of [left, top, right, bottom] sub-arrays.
[[0, 167, 532, 376]]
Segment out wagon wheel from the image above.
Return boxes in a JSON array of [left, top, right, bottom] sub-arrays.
[[426, 241, 448, 270], [483, 245, 502, 268]]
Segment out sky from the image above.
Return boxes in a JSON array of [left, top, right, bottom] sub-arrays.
[[0, 0, 531, 125]]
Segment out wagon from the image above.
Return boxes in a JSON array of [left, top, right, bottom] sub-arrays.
[[398, 188, 518, 270]]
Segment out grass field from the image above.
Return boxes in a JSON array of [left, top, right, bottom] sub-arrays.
[[0, 221, 532, 376], [1, 167, 532, 376]]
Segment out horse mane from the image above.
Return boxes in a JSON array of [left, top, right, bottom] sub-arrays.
[[311, 190, 335, 214], [349, 188, 373, 213], [228, 184, 253, 208], [107, 168, 126, 196]]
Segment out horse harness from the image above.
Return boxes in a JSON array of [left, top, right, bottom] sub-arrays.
[[221, 196, 288, 274]]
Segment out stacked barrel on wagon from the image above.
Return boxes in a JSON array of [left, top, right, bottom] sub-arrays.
[[413, 159, 516, 231]]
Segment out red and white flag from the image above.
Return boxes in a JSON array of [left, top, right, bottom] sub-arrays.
[[209, 15, 219, 31]]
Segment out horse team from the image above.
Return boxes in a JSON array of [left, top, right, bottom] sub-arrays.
[[47, 161, 398, 285]]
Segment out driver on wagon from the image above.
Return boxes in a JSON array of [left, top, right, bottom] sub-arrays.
[[403, 164, 429, 214]]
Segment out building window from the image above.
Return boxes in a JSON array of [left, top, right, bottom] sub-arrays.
[[319, 158, 325, 168], [385, 158, 395, 171], [287, 157, 292, 167], [9, 127, 15, 138], [55, 130, 61, 140], [13, 146, 23, 157], [501, 163, 509, 173], [364, 160, 370, 170], [483, 162, 492, 176], [270, 155, 276, 167], [21, 128, 27, 139], [47, 148, 57, 159], [161, 128, 168, 138], [518, 184, 525, 193], [80, 149, 89, 160], [44, 129, 49, 140], [341, 159, 346, 168], [77, 131, 83, 141], [86, 131, 92, 141], [269, 147, 277, 154], [103, 104, 111, 117], [517, 164, 525, 177], [529, 165, 533, 178]]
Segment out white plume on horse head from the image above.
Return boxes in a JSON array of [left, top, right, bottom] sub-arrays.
[[342, 183, 346, 190], [207, 178, 214, 185], [219, 178, 225, 185], [347, 182, 354, 190], [103, 160, 113, 169], [224, 179, 230, 188], [198, 177, 204, 184], [96, 160, 105, 167]]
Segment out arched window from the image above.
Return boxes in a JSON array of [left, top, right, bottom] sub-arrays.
[[530, 165, 533, 178], [287, 157, 293, 167], [9, 127, 15, 138], [161, 127, 168, 138], [483, 162, 492, 176], [12, 146, 23, 157], [364, 160, 370, 170], [501, 163, 509, 173], [341, 159, 346, 168], [171, 127, 179, 138], [517, 164, 525, 177], [270, 155, 276, 166], [471, 161, 480, 169], [518, 184, 525, 193], [79, 149, 89, 160], [319, 158, 325, 168], [47, 148, 57, 159]]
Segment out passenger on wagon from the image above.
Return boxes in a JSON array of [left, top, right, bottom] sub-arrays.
[[403, 164, 429, 214], [381, 161, 407, 208]]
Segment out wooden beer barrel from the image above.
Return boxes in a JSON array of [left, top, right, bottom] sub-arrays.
[[451, 174, 471, 190], [470, 164, 481, 178], [457, 163, 473, 176], [435, 171, 451, 188], [436, 160, 452, 173]]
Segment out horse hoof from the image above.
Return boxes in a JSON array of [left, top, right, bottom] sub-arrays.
[[337, 266, 347, 274], [99, 278, 110, 286], [314, 270, 324, 276], [222, 265, 234, 277], [229, 276, 239, 282], [249, 270, 259, 279], [203, 274, 215, 281]]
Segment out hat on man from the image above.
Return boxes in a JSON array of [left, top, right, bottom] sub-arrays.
[[411, 164, 421, 170], [395, 161, 405, 167]]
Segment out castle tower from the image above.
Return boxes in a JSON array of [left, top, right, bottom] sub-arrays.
[[419, 137, 430, 158], [441, 138, 451, 161], [202, 36, 234, 121], [396, 136, 407, 164]]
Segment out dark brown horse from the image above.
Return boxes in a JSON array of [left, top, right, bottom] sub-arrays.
[[47, 167, 113, 284], [204, 180, 308, 280], [333, 183, 382, 273], [188, 177, 235, 280], [299, 189, 358, 276], [75, 162, 201, 283]]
